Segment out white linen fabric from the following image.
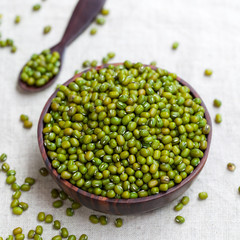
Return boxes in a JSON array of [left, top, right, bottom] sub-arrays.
[[0, 0, 240, 239]]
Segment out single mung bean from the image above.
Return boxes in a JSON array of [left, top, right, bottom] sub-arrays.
[[181, 196, 190, 205], [2, 162, 10, 172], [72, 202, 81, 209], [61, 227, 69, 238], [15, 234, 25, 240], [79, 234, 88, 240], [21, 183, 31, 191], [35, 225, 43, 235], [43, 25, 51, 34], [0, 153, 7, 162], [25, 177, 35, 185], [6, 175, 16, 184], [20, 114, 28, 122], [13, 227, 22, 235], [68, 236, 76, 240], [33, 4, 41, 11], [90, 28, 97, 35], [204, 69, 212, 76], [66, 208, 74, 216], [34, 234, 41, 240], [37, 212, 45, 221], [12, 190, 21, 199], [51, 189, 59, 198], [114, 218, 123, 227], [99, 215, 108, 225], [45, 214, 53, 223], [213, 99, 221, 108], [12, 207, 23, 215], [28, 230, 35, 239], [198, 192, 208, 200], [19, 202, 28, 211], [107, 52, 115, 59], [52, 236, 62, 240], [174, 203, 183, 211], [175, 215, 185, 224], [82, 60, 90, 68], [14, 16, 21, 24], [215, 113, 222, 123], [39, 167, 49, 176], [96, 17, 105, 25], [53, 220, 61, 230], [101, 8, 109, 15], [172, 42, 179, 49], [23, 120, 33, 128], [53, 200, 63, 208], [227, 163, 236, 172], [89, 215, 99, 224]]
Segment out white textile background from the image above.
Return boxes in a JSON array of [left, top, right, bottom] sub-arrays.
[[0, 0, 240, 239]]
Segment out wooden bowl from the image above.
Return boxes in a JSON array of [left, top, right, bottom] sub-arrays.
[[38, 63, 212, 215]]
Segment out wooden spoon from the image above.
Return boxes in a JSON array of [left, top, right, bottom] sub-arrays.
[[18, 0, 106, 92]]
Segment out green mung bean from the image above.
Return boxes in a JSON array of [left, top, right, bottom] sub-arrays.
[[174, 203, 183, 211], [43, 26, 51, 34], [23, 120, 33, 129], [90, 28, 97, 35], [45, 214, 53, 223], [101, 8, 109, 15], [215, 113, 222, 123], [33, 4, 41, 11], [79, 234, 88, 240], [15, 234, 25, 240], [96, 17, 105, 25], [52, 236, 62, 240], [68, 236, 76, 240], [114, 218, 123, 227], [53, 200, 63, 208], [37, 212, 45, 221], [99, 215, 108, 225], [89, 215, 99, 224], [227, 163, 236, 172], [14, 16, 21, 24], [28, 230, 35, 239], [12, 207, 23, 215], [35, 225, 43, 235], [213, 99, 221, 108], [53, 220, 61, 230], [66, 208, 74, 216], [172, 42, 179, 49], [19, 202, 28, 211], [61, 228, 69, 238], [51, 189, 59, 198], [0, 153, 7, 162], [181, 196, 190, 205], [198, 192, 208, 200], [175, 215, 185, 224], [20, 114, 28, 122], [204, 69, 212, 76], [39, 167, 49, 176], [13, 227, 22, 235]]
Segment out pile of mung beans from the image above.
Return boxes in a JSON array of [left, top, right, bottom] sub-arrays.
[[20, 49, 60, 87], [42, 61, 210, 199]]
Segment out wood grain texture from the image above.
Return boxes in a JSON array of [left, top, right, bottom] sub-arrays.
[[38, 63, 212, 215], [18, 0, 106, 92]]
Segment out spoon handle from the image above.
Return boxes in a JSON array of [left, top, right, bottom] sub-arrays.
[[59, 0, 106, 48]]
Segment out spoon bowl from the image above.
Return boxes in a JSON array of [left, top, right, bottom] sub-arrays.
[[38, 63, 212, 215], [18, 43, 64, 92], [18, 0, 106, 92]]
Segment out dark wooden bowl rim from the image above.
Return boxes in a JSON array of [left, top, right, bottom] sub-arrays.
[[38, 63, 212, 206]]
